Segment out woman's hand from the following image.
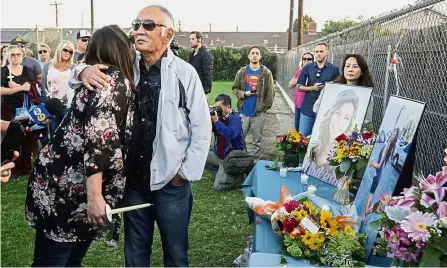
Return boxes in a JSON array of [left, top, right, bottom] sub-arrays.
[[370, 161, 379, 170], [21, 82, 30, 92], [87, 195, 107, 228]]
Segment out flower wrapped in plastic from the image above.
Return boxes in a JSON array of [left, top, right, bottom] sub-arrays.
[[268, 186, 366, 267]]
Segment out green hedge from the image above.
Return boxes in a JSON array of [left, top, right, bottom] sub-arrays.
[[177, 45, 277, 81]]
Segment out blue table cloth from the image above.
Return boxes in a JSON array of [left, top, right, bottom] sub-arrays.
[[248, 253, 392, 267], [242, 160, 340, 253], [243, 161, 392, 267]]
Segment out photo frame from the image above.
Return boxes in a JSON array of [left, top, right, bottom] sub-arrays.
[[303, 83, 373, 186], [353, 95, 426, 258]]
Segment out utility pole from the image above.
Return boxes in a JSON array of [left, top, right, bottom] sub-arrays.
[[90, 0, 94, 33], [288, 0, 294, 50], [81, 13, 84, 28], [236, 26, 239, 32], [209, 23, 212, 33], [50, 1, 62, 28], [297, 0, 304, 46]]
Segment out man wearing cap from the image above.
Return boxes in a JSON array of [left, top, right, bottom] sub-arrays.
[[10, 37, 42, 80], [74, 30, 91, 63]]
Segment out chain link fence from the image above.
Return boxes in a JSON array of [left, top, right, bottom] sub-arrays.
[[276, 0, 447, 177], [21, 27, 65, 56]]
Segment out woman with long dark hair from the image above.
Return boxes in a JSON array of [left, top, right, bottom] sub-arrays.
[[314, 54, 374, 127], [25, 25, 135, 266]]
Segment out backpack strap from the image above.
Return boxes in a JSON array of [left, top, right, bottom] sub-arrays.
[[178, 78, 190, 124]]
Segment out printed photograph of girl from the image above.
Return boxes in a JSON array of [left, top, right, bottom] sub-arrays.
[[303, 83, 372, 186]]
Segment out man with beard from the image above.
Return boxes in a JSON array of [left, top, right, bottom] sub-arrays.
[[188, 31, 213, 98], [232, 46, 274, 158]]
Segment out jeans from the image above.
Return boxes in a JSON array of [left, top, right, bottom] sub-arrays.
[[123, 181, 193, 267], [32, 228, 92, 267], [298, 112, 316, 136], [294, 107, 301, 131]]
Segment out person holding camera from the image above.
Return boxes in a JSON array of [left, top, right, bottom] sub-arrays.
[[232, 46, 274, 159], [205, 94, 245, 190]]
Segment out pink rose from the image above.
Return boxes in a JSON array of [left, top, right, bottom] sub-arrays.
[[102, 128, 115, 140], [70, 183, 86, 195]]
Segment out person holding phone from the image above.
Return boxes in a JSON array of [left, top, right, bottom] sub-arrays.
[[297, 42, 340, 136], [1, 151, 19, 183]]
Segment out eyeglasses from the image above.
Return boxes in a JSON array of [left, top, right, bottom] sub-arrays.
[[316, 69, 322, 78], [132, 18, 167, 32], [10, 53, 22, 57], [62, 48, 74, 55], [80, 38, 89, 43], [315, 50, 324, 53], [18, 45, 26, 48], [302, 58, 313, 61], [38, 50, 48, 54]]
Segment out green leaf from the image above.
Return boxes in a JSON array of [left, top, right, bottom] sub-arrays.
[[335, 166, 344, 179], [419, 247, 442, 267], [340, 159, 351, 173], [356, 158, 367, 172], [374, 237, 386, 245], [368, 220, 382, 232], [279, 255, 288, 265], [430, 237, 447, 255]]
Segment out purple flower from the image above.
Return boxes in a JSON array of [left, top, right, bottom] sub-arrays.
[[437, 201, 447, 218], [419, 168, 447, 205], [352, 131, 359, 140], [384, 227, 400, 251], [401, 211, 437, 242], [380, 192, 392, 205]]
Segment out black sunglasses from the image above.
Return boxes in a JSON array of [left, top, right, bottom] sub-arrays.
[[38, 50, 48, 54], [132, 19, 167, 32], [80, 38, 90, 43], [62, 48, 74, 55], [18, 45, 26, 48], [302, 57, 313, 61], [316, 69, 322, 78]]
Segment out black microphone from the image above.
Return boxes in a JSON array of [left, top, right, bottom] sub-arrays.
[[45, 98, 64, 117]]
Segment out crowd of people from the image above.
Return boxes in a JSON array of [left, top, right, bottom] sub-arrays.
[[0, 3, 379, 267]]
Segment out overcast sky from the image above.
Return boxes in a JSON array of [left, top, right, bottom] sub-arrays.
[[1, 0, 416, 32]]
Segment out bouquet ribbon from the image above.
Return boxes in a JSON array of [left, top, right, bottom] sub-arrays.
[[254, 186, 291, 216]]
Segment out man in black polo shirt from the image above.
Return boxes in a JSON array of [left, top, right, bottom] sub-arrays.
[[188, 31, 213, 98], [297, 42, 340, 136]]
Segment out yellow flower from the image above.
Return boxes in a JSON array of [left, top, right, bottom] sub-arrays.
[[344, 226, 356, 237], [308, 233, 325, 250], [301, 232, 312, 245], [291, 209, 308, 221], [303, 201, 316, 215], [320, 210, 338, 235], [349, 142, 361, 158]]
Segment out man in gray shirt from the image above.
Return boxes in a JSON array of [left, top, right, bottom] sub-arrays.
[[10, 37, 42, 81]]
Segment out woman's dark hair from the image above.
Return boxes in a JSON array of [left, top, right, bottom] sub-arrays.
[[1, 45, 7, 61], [85, 25, 135, 90], [336, 54, 374, 87]]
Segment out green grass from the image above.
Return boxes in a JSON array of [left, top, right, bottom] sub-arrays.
[[0, 82, 253, 267], [209, 81, 238, 107]]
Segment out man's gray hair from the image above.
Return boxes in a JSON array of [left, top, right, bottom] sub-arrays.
[[146, 5, 175, 28]]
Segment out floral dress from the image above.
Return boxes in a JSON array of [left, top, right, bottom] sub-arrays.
[[25, 67, 134, 246]]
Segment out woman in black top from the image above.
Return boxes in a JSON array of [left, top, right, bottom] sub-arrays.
[[0, 45, 36, 177]]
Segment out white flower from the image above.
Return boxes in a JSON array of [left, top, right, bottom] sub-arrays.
[[385, 206, 411, 223]]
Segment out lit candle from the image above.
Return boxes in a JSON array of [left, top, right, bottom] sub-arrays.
[[308, 184, 317, 196], [280, 167, 288, 178], [301, 173, 308, 185]]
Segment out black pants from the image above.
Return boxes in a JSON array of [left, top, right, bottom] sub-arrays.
[[32, 228, 92, 267]]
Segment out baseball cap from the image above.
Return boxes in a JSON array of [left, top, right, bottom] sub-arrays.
[[76, 30, 92, 39], [10, 37, 28, 45]]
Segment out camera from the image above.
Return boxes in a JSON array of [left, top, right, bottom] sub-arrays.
[[209, 106, 223, 118], [170, 38, 179, 56]]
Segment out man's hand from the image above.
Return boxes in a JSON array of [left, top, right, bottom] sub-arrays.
[[211, 112, 219, 123], [79, 64, 109, 90], [312, 83, 324, 91], [8, 81, 20, 88], [1, 151, 19, 183], [87, 195, 107, 228], [244, 92, 256, 98], [171, 173, 187, 187]]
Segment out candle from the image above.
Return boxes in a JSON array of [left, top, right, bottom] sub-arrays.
[[300, 173, 308, 185], [279, 167, 288, 178], [7, 75, 14, 82], [308, 184, 317, 196], [105, 203, 152, 222]]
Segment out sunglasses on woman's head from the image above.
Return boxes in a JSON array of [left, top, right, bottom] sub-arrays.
[[132, 18, 167, 32], [62, 48, 74, 55], [38, 50, 48, 54]]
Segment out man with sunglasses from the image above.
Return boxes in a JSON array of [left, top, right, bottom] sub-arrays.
[[69, 5, 211, 267], [10, 37, 42, 82], [74, 30, 91, 63], [297, 42, 340, 136]]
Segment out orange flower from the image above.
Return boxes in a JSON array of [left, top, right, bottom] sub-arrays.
[[335, 215, 358, 229]]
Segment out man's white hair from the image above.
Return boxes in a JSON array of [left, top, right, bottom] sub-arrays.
[[144, 5, 175, 43]]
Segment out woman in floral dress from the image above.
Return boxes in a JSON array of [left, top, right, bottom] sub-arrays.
[[25, 25, 135, 267]]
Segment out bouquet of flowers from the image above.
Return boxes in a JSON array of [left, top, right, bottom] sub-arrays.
[[369, 165, 447, 267], [327, 129, 375, 204], [274, 129, 310, 167], [271, 187, 366, 267]]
